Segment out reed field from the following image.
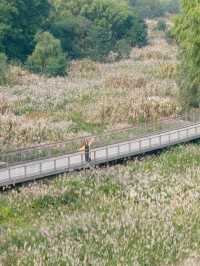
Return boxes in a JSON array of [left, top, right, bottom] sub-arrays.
[[1, 143, 200, 265], [0, 19, 180, 151], [2, 18, 200, 266]]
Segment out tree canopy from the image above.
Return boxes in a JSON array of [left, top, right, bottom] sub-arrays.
[[27, 32, 68, 76], [50, 0, 147, 61], [0, 0, 148, 75], [174, 0, 200, 107], [0, 0, 50, 61], [129, 0, 180, 18]]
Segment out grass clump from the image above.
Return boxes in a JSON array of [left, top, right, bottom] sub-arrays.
[[0, 206, 15, 224], [154, 62, 177, 80]]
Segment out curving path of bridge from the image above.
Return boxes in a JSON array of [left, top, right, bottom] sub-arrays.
[[1, 122, 200, 187]]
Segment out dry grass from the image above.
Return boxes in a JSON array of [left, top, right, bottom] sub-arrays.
[[175, 257, 200, 266], [0, 19, 180, 151]]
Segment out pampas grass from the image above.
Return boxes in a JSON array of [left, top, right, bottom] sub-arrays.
[[0, 19, 180, 150]]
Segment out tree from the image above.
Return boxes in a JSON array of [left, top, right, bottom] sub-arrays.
[[163, 0, 180, 14], [27, 32, 68, 76], [129, 0, 164, 18], [0, 0, 50, 61], [126, 13, 147, 47], [114, 39, 132, 60], [0, 0, 148, 65], [129, 0, 180, 18], [174, 0, 200, 108], [50, 0, 147, 61], [84, 20, 113, 61], [50, 11, 90, 59]]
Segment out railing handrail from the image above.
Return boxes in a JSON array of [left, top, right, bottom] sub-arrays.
[[92, 122, 200, 152], [1, 122, 200, 172], [0, 115, 187, 155]]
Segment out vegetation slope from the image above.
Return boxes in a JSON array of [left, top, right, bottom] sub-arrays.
[[1, 143, 200, 265], [1, 14, 200, 265], [0, 19, 179, 152]]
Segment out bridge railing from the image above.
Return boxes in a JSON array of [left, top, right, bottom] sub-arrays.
[[1, 122, 200, 186], [0, 115, 195, 166]]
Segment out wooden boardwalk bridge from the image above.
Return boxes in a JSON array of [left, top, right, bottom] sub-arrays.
[[1, 119, 200, 187]]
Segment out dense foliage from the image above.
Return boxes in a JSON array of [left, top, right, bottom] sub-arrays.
[[130, 0, 164, 18], [27, 32, 68, 76], [0, 0, 148, 76], [0, 0, 50, 62], [129, 0, 180, 18], [162, 0, 180, 14], [174, 0, 200, 108], [50, 0, 147, 61]]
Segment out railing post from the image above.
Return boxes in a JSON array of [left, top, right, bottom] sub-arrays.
[[68, 156, 70, 169], [8, 168, 11, 183], [106, 147, 109, 161], [198, 125, 200, 134], [129, 142, 131, 153], [81, 153, 84, 165], [54, 159, 56, 170], [159, 135, 162, 146], [39, 162, 42, 174], [139, 140, 142, 152], [149, 137, 152, 148], [178, 130, 180, 141], [24, 166, 27, 177], [186, 128, 189, 139], [195, 126, 198, 135]]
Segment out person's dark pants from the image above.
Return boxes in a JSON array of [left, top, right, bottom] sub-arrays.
[[85, 146, 91, 162]]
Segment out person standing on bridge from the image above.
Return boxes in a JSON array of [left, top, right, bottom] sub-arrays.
[[85, 139, 90, 163], [80, 138, 93, 163]]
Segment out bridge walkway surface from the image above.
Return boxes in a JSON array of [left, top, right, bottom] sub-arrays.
[[1, 122, 200, 187]]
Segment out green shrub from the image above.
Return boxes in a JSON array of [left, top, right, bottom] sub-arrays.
[[156, 20, 167, 32], [27, 32, 69, 76], [114, 39, 132, 60], [0, 53, 9, 85]]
